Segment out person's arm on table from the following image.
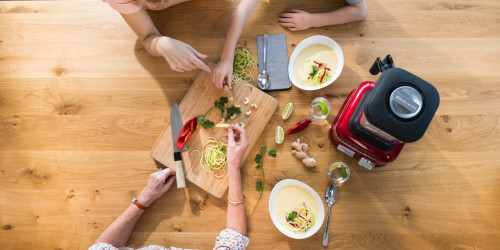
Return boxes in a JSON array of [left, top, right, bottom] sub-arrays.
[[120, 9, 210, 72], [93, 169, 176, 248], [212, 0, 260, 89], [225, 124, 248, 235], [213, 124, 250, 249], [279, 0, 367, 31]]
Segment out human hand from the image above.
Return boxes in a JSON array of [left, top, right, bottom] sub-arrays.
[[156, 36, 211, 73], [137, 168, 176, 207], [212, 58, 234, 90], [227, 124, 249, 169], [278, 9, 312, 31]]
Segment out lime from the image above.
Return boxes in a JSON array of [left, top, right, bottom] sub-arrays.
[[275, 125, 284, 144], [282, 102, 293, 120], [313, 101, 329, 116]]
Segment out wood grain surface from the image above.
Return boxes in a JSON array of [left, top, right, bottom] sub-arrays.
[[1, 0, 499, 249], [150, 62, 278, 198]]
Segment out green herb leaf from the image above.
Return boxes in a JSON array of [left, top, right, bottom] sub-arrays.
[[287, 211, 297, 222], [254, 154, 262, 164], [255, 165, 261, 170], [202, 120, 215, 129], [338, 167, 348, 179], [214, 97, 229, 118], [309, 65, 318, 77], [268, 150, 277, 158], [260, 146, 267, 155], [256, 181, 263, 191], [225, 106, 241, 121]]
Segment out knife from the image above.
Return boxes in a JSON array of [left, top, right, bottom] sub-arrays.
[[170, 103, 186, 189]]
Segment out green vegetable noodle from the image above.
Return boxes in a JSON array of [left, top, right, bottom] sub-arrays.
[[216, 43, 257, 84], [200, 137, 228, 178]]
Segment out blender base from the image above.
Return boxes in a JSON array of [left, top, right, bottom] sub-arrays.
[[330, 81, 405, 169]]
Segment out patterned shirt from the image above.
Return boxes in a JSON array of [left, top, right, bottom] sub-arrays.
[[89, 229, 249, 250]]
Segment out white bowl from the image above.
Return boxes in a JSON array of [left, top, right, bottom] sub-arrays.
[[288, 35, 344, 91], [268, 179, 325, 239]]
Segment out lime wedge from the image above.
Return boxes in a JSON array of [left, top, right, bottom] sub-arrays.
[[282, 102, 293, 120], [313, 101, 329, 116], [275, 125, 284, 144]]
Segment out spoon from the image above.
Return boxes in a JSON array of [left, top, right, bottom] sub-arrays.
[[322, 184, 338, 247], [257, 33, 270, 89]]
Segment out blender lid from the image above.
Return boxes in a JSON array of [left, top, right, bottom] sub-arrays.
[[389, 86, 423, 119], [364, 68, 440, 142]]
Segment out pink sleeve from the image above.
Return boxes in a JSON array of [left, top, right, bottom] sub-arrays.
[[103, 0, 142, 14]]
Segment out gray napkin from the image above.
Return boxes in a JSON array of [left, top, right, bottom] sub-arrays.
[[257, 33, 291, 91]]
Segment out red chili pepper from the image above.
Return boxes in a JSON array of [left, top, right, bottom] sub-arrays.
[[320, 70, 326, 83], [176, 117, 198, 149], [285, 120, 312, 135], [313, 60, 323, 68]]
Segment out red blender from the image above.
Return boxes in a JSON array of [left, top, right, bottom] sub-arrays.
[[330, 55, 440, 169]]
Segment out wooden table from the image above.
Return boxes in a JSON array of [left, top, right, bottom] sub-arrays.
[[1, 0, 499, 249]]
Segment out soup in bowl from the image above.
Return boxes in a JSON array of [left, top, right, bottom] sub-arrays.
[[288, 35, 344, 90], [269, 179, 325, 239]]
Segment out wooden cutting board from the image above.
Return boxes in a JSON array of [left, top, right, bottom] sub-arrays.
[[150, 63, 278, 198]]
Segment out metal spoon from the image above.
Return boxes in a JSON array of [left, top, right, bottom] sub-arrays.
[[257, 33, 270, 89], [322, 184, 338, 246]]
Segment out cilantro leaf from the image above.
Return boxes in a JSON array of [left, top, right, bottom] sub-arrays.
[[256, 181, 263, 191], [225, 106, 241, 121], [202, 120, 215, 129], [260, 146, 267, 155], [268, 150, 276, 158], [214, 97, 229, 118], [255, 165, 261, 170], [287, 211, 297, 222], [254, 154, 262, 164], [309, 65, 318, 77]]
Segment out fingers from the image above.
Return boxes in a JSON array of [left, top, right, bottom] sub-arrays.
[[190, 47, 208, 60], [188, 47, 210, 72], [230, 123, 244, 133], [162, 174, 176, 191], [279, 12, 295, 18], [279, 21, 296, 28], [213, 72, 224, 90], [232, 124, 248, 145], [192, 56, 211, 73], [227, 127, 235, 142], [227, 72, 233, 89]]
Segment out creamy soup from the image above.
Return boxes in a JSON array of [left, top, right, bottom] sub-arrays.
[[293, 44, 338, 87], [274, 185, 319, 233]]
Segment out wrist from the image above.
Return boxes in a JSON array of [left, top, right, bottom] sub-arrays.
[[308, 13, 323, 28], [137, 194, 154, 207], [152, 36, 172, 56], [228, 160, 241, 169]]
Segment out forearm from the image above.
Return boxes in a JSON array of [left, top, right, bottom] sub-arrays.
[[120, 9, 163, 56], [94, 204, 145, 247], [220, 0, 260, 61], [309, 1, 367, 28], [226, 165, 247, 235]]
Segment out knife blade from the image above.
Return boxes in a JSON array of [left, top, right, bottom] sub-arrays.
[[170, 103, 186, 188]]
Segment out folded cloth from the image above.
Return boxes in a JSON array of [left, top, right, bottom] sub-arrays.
[[257, 33, 291, 91]]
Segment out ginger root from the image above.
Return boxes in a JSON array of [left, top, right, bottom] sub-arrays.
[[291, 138, 317, 168]]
